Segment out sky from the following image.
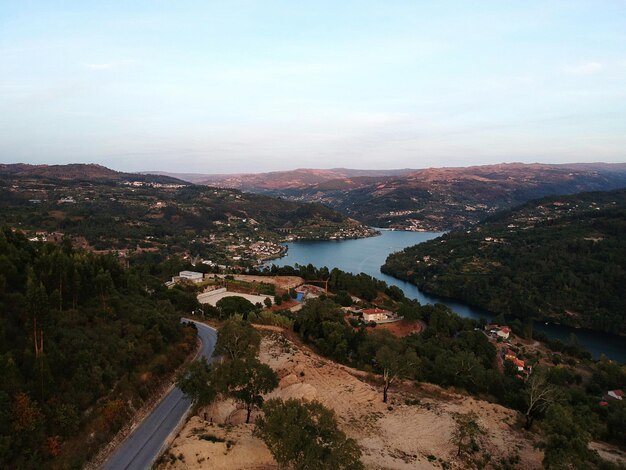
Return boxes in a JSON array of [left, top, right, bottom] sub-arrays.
[[1, 1, 625, 174]]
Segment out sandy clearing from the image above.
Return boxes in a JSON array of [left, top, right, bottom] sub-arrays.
[[160, 416, 276, 469], [198, 291, 273, 307], [160, 333, 543, 470]]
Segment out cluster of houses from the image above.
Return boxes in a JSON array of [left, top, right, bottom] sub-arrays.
[[247, 241, 284, 260], [484, 324, 533, 377], [503, 349, 532, 375], [599, 389, 624, 407]]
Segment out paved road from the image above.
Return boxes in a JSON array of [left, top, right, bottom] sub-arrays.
[[102, 319, 217, 470]]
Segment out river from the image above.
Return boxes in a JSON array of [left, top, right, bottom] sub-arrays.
[[267, 230, 626, 362]]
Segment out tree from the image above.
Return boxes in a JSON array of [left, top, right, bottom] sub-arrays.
[[541, 405, 593, 469], [450, 411, 485, 457], [606, 400, 626, 445], [522, 317, 534, 341], [256, 398, 363, 470], [11, 392, 41, 433], [216, 296, 256, 319], [333, 291, 353, 307], [214, 317, 261, 360], [263, 297, 272, 308], [523, 371, 559, 430], [218, 358, 278, 423], [26, 273, 48, 359], [397, 301, 421, 320], [375, 345, 417, 403], [177, 358, 219, 407], [94, 268, 114, 311], [294, 299, 345, 342]]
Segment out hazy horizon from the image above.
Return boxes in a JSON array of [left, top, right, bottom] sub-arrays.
[[5, 160, 626, 178], [2, 1, 625, 173]]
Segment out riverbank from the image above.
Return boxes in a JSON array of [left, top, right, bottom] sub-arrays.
[[264, 230, 626, 363]]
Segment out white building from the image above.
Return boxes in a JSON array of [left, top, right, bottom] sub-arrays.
[[178, 271, 204, 283]]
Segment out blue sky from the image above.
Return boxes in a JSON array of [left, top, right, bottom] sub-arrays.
[[1, 1, 625, 173]]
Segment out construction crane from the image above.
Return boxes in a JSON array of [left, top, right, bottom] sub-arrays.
[[305, 278, 330, 294]]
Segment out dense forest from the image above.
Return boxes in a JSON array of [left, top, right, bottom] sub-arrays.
[[0, 228, 197, 468], [382, 189, 626, 334]]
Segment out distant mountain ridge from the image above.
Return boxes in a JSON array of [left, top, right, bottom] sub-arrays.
[[7, 162, 626, 231], [162, 162, 626, 230], [147, 167, 416, 188]]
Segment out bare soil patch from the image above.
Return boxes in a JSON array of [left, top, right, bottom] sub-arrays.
[[589, 441, 626, 466], [215, 274, 304, 290], [375, 320, 426, 337], [160, 334, 543, 469]]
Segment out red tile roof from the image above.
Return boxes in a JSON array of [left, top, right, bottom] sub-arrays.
[[362, 308, 390, 315]]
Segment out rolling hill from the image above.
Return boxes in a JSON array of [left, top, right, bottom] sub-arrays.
[[0, 163, 184, 184], [382, 188, 626, 333], [0, 164, 375, 264]]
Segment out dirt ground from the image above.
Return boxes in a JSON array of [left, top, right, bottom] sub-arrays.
[[158, 334, 543, 470], [214, 274, 304, 290], [589, 441, 626, 466], [374, 320, 426, 337], [266, 299, 300, 312]]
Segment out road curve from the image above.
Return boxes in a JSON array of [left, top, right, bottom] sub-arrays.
[[102, 319, 217, 470]]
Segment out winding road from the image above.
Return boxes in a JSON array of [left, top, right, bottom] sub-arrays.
[[102, 319, 217, 470]]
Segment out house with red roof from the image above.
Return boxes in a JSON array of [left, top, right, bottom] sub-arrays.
[[362, 308, 392, 323], [497, 326, 512, 339], [485, 324, 512, 339], [512, 357, 525, 372]]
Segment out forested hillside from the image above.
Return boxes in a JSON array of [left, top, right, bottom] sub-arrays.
[[382, 189, 626, 333], [0, 228, 197, 468], [0, 169, 375, 266]]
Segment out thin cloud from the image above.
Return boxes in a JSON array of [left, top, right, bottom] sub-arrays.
[[84, 60, 135, 70], [562, 62, 603, 76]]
